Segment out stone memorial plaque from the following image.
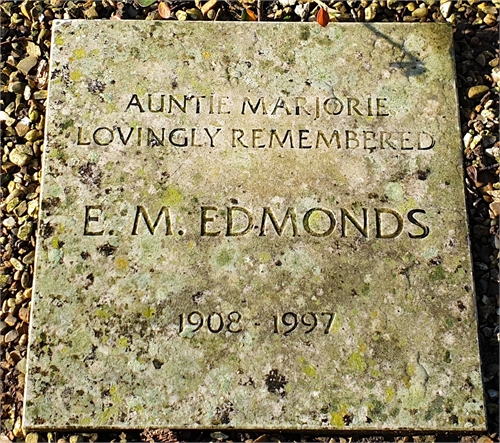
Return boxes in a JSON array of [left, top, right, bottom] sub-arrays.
[[25, 21, 486, 431]]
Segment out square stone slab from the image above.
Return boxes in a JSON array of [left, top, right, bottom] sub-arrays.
[[25, 21, 486, 431]]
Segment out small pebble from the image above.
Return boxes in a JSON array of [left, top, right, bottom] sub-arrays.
[[17, 221, 33, 241], [440, 1, 452, 18], [19, 306, 30, 323], [4, 329, 19, 343], [483, 15, 497, 26], [17, 56, 38, 75], [3, 217, 17, 228], [4, 314, 17, 327], [25, 433, 39, 443], [22, 250, 35, 264], [10, 257, 24, 271], [9, 148, 31, 167], [467, 85, 490, 99], [412, 5, 427, 18]]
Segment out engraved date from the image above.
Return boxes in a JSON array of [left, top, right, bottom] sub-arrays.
[[178, 311, 243, 334], [273, 312, 335, 335], [178, 311, 336, 336]]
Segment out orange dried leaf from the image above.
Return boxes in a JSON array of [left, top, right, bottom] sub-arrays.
[[317, 7, 330, 27], [158, 1, 171, 19], [242, 8, 257, 21]]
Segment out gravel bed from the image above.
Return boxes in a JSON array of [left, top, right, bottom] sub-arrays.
[[1, 0, 498, 442]]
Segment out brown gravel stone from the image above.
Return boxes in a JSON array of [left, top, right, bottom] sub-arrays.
[[4, 330, 19, 343], [468, 85, 491, 99]]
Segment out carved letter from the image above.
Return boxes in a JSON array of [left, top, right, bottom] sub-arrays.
[[269, 129, 294, 149], [259, 207, 298, 237], [241, 97, 267, 115], [93, 127, 114, 146], [84, 205, 104, 236], [271, 97, 292, 115], [201, 206, 220, 236], [190, 128, 202, 147], [168, 95, 187, 113], [169, 128, 188, 147], [148, 94, 164, 112], [252, 129, 265, 149], [346, 130, 359, 149], [226, 206, 254, 236], [376, 98, 389, 116], [125, 94, 144, 113], [77, 127, 91, 145], [303, 208, 336, 237], [323, 98, 343, 115], [204, 128, 222, 147], [116, 127, 134, 145], [407, 209, 430, 239], [194, 96, 206, 114], [217, 96, 230, 114], [363, 131, 377, 150], [148, 128, 165, 146], [341, 208, 368, 238], [401, 132, 413, 150], [380, 132, 396, 149], [232, 129, 248, 148], [375, 208, 403, 239], [132, 206, 173, 235], [418, 132, 435, 150], [316, 130, 341, 149], [347, 97, 363, 116], [295, 97, 312, 116], [298, 130, 312, 149]]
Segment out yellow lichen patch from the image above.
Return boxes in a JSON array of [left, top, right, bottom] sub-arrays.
[[106, 102, 119, 113], [398, 197, 417, 214], [385, 386, 396, 403], [132, 404, 144, 413], [202, 51, 211, 59], [109, 385, 123, 405], [69, 70, 82, 82], [348, 342, 368, 373], [297, 356, 317, 377], [55, 34, 64, 46], [79, 417, 91, 426], [259, 251, 271, 263], [73, 48, 87, 59], [406, 362, 416, 377], [330, 404, 350, 427], [117, 337, 128, 347], [95, 308, 110, 320], [348, 351, 367, 373], [51, 236, 60, 249], [302, 364, 317, 377], [142, 307, 155, 318], [136, 84, 147, 95], [330, 412, 345, 427], [403, 375, 411, 388], [115, 257, 128, 270], [99, 406, 118, 424], [163, 186, 183, 206]]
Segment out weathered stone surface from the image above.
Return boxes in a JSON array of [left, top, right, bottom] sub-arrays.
[[25, 21, 485, 431]]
